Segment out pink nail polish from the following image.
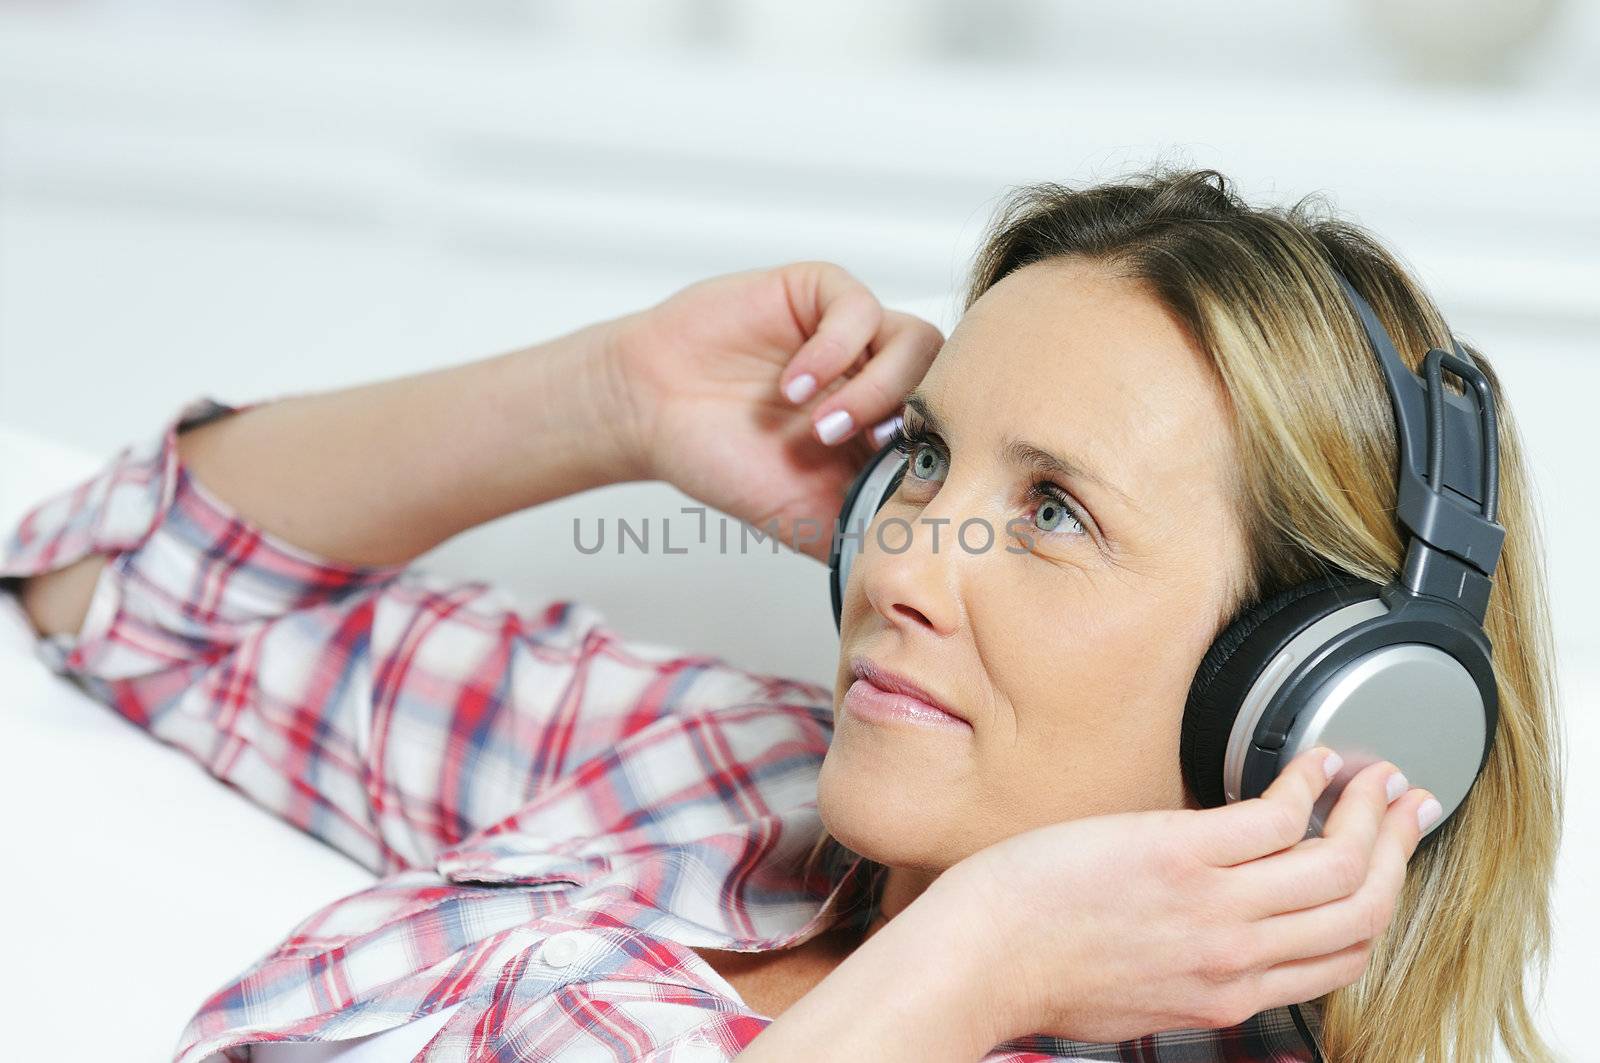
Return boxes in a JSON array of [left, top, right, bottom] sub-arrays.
[[784, 373, 816, 404], [1417, 797, 1443, 832], [869, 415, 904, 448], [815, 409, 853, 445]]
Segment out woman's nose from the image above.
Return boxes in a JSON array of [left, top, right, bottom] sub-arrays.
[[859, 504, 971, 638], [889, 597, 938, 630]]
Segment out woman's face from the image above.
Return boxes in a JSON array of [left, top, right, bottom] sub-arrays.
[[818, 256, 1254, 873]]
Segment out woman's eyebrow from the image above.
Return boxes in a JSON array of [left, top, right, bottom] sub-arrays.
[[902, 391, 1135, 508], [1003, 438, 1134, 508]]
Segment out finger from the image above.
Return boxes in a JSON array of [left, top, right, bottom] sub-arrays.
[[1244, 785, 1433, 965], [1252, 938, 1373, 1014], [1225, 759, 1413, 918], [777, 263, 885, 408], [808, 312, 943, 447], [1195, 746, 1343, 867], [868, 413, 905, 451]]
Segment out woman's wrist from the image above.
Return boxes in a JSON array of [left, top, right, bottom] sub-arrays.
[[502, 314, 655, 489], [737, 868, 1018, 1062], [586, 308, 658, 485], [924, 857, 1050, 1046]]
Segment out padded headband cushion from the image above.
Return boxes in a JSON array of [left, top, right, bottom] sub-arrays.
[[1181, 570, 1382, 809]]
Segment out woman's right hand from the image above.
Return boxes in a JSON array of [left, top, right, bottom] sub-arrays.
[[604, 261, 943, 563], [942, 747, 1439, 1045]]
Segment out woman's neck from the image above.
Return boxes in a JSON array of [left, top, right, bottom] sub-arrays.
[[857, 863, 943, 948]]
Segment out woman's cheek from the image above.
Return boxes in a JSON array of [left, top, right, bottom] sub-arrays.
[[988, 591, 1192, 779]]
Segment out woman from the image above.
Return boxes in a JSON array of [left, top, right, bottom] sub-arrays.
[[2, 167, 1561, 1062]]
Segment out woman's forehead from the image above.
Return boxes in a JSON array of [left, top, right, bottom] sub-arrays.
[[924, 260, 1240, 519]]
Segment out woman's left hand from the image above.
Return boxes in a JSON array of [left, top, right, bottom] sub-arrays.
[[605, 261, 943, 563], [938, 747, 1433, 1044]]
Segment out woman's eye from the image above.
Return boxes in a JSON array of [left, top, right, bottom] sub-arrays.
[[1030, 486, 1086, 537], [890, 426, 1090, 544], [907, 442, 948, 483]]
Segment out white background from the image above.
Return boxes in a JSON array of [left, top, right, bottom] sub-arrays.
[[0, 2, 1594, 1059]]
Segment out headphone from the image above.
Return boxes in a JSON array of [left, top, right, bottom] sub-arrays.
[[827, 270, 1503, 847]]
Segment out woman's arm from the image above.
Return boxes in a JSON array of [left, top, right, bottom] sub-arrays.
[[736, 863, 1019, 1062], [172, 318, 644, 569], [154, 259, 944, 573], [17, 319, 639, 639]]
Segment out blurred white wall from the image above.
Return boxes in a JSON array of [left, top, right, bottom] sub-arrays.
[[0, 2, 1594, 1059]]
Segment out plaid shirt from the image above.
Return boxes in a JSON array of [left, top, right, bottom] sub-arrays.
[[0, 394, 1323, 1062]]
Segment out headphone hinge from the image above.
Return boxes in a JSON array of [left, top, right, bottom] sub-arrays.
[[1400, 538, 1492, 625]]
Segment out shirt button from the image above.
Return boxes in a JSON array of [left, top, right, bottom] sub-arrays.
[[540, 931, 586, 968]]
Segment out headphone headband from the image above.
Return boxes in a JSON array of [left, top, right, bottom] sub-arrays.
[[1332, 274, 1505, 623]]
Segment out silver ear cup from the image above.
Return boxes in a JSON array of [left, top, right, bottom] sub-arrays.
[[1226, 592, 1493, 843], [1224, 598, 1387, 806], [829, 445, 908, 632], [1278, 643, 1487, 842]]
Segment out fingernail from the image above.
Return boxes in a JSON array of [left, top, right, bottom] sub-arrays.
[[869, 414, 904, 448], [815, 409, 853, 445], [1322, 751, 1343, 780], [784, 373, 817, 404], [1417, 796, 1443, 832], [1385, 771, 1409, 804]]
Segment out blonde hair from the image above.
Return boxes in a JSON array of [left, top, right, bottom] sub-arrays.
[[806, 166, 1565, 1061]]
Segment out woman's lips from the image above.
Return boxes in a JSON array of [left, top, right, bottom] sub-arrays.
[[844, 656, 972, 732]]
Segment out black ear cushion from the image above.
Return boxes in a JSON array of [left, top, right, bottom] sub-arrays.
[[830, 440, 906, 631], [1181, 570, 1381, 808]]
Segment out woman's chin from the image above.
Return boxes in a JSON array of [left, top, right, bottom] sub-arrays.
[[815, 751, 967, 869]]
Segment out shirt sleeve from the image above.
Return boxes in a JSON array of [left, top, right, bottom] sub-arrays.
[[0, 393, 835, 875], [0, 394, 407, 681]]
